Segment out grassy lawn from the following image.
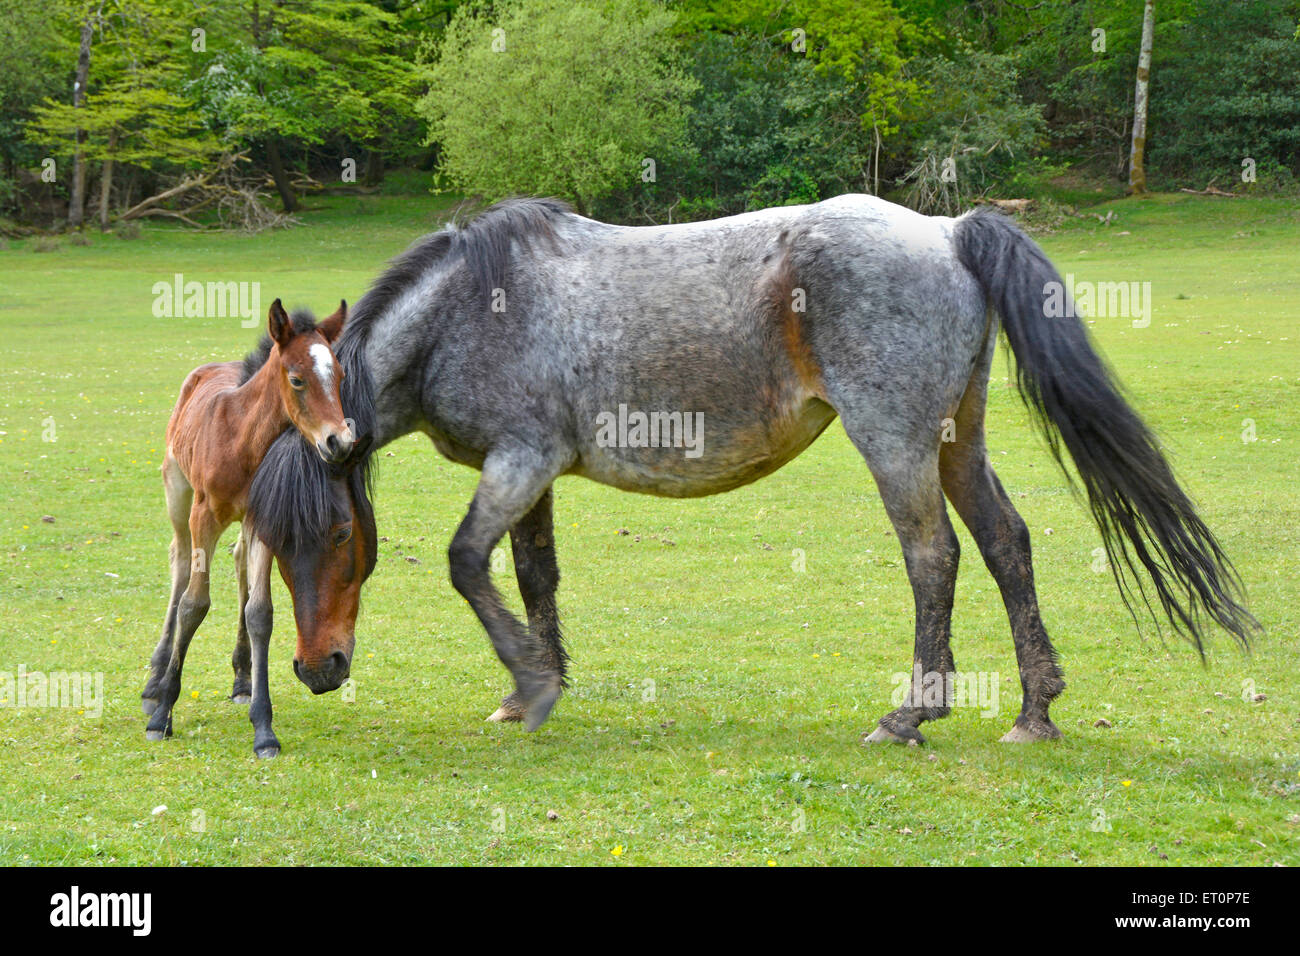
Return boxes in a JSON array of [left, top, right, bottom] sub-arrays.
[[0, 190, 1296, 866]]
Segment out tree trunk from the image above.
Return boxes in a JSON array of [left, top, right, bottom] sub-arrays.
[[266, 139, 298, 212], [68, 16, 94, 230], [1128, 0, 1155, 195], [98, 129, 117, 230], [365, 149, 384, 186]]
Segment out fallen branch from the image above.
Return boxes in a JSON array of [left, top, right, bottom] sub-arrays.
[[124, 208, 206, 228], [1179, 184, 1237, 197], [976, 198, 1034, 214]]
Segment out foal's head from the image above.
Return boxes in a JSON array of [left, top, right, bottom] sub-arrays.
[[246, 430, 377, 695], [267, 298, 354, 464]]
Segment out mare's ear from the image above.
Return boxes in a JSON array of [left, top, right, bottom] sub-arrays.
[[268, 299, 294, 350], [317, 299, 348, 343]]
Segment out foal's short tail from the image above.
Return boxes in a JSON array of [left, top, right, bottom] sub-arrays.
[[952, 207, 1258, 656]]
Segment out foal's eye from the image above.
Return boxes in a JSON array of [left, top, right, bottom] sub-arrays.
[[288, 375, 306, 390], [333, 526, 353, 547]]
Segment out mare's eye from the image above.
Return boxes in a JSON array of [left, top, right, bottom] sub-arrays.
[[288, 375, 306, 390], [333, 525, 353, 547]]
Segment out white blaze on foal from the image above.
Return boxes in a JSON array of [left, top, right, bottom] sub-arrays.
[[309, 342, 336, 390]]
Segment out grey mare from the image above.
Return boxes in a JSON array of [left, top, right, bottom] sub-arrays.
[[289, 194, 1254, 744]]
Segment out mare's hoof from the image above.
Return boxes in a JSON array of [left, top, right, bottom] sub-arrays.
[[486, 693, 526, 723], [144, 729, 168, 742], [230, 693, 252, 705], [522, 675, 563, 732], [1000, 719, 1063, 743], [254, 745, 280, 760], [863, 725, 924, 746]]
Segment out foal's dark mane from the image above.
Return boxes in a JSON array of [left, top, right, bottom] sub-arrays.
[[238, 308, 323, 385]]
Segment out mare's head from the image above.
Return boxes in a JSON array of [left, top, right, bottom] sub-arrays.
[[246, 429, 377, 694], [265, 298, 354, 464]]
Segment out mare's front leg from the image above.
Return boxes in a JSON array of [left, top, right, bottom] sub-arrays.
[[450, 447, 567, 731], [489, 487, 569, 723], [145, 504, 223, 741], [241, 525, 280, 758]]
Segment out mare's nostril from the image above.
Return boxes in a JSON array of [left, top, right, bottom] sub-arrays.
[[330, 650, 349, 674]]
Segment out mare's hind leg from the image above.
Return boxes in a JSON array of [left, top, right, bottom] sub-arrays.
[[230, 529, 253, 703], [855, 442, 961, 745], [939, 407, 1064, 742], [143, 456, 193, 714], [241, 525, 280, 758], [488, 488, 569, 722], [145, 503, 222, 741], [449, 448, 568, 731]]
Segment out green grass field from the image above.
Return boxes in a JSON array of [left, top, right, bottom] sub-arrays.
[[1, 190, 1296, 866]]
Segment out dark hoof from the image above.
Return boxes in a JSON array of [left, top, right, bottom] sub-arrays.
[[862, 724, 926, 746], [1000, 717, 1063, 743], [863, 725, 919, 746], [521, 674, 563, 732], [141, 697, 158, 716], [254, 745, 280, 760], [486, 693, 527, 723]]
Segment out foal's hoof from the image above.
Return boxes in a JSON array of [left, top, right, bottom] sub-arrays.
[[486, 693, 526, 724], [230, 693, 252, 705], [254, 745, 280, 760], [141, 697, 158, 716], [999, 718, 1063, 743], [863, 725, 924, 746], [144, 729, 168, 742]]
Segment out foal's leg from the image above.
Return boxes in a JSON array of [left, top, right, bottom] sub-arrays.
[[449, 448, 566, 731], [858, 446, 962, 745], [488, 487, 569, 722], [144, 504, 223, 741], [143, 456, 193, 714], [230, 529, 253, 703], [940, 426, 1065, 742], [241, 527, 280, 758]]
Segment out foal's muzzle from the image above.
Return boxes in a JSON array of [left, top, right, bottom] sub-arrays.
[[317, 428, 355, 464], [293, 651, 350, 694]]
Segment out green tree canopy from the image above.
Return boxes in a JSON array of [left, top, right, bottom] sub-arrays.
[[418, 0, 697, 213]]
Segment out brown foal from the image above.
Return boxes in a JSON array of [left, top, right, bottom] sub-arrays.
[[142, 299, 353, 754]]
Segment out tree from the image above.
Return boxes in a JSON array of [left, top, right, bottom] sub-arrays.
[[67, 3, 104, 229], [418, 0, 697, 214], [27, 0, 224, 227], [189, 0, 422, 212], [1128, 0, 1155, 194]]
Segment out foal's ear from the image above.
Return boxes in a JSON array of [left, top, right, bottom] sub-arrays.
[[268, 299, 294, 349], [317, 299, 348, 343]]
